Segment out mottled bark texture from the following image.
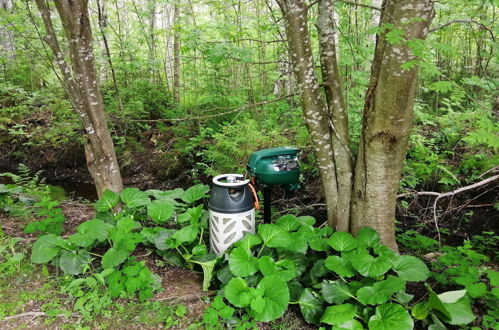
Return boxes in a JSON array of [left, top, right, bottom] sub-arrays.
[[276, 0, 340, 228], [35, 0, 123, 197], [317, 0, 352, 231], [351, 0, 435, 250], [173, 1, 181, 103], [279, 0, 434, 249]]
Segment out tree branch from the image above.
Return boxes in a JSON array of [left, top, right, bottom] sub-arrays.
[[1, 311, 78, 321], [397, 174, 499, 246], [397, 174, 499, 199], [129, 93, 297, 122], [429, 19, 496, 41], [336, 0, 381, 11]]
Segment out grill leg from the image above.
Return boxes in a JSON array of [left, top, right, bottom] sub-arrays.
[[263, 186, 271, 223]]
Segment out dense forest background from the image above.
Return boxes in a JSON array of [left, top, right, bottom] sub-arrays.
[[0, 0, 498, 328]]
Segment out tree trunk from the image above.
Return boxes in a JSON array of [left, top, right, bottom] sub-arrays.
[[148, 0, 157, 83], [351, 0, 435, 250], [317, 0, 352, 231], [279, 0, 435, 249], [35, 0, 123, 197], [173, 1, 181, 103], [276, 0, 340, 228], [0, 0, 15, 80]]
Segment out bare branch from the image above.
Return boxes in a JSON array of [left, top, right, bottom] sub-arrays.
[[336, 0, 381, 11], [129, 93, 297, 123], [397, 174, 499, 246], [429, 19, 496, 41], [397, 174, 499, 199]]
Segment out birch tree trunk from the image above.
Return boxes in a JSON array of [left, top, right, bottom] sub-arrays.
[[276, 0, 340, 228], [351, 0, 435, 250], [35, 0, 123, 197], [1, 0, 15, 79], [279, 0, 435, 248], [173, 1, 181, 104], [316, 0, 352, 231]]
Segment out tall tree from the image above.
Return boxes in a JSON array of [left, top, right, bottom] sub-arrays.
[[35, 0, 123, 197], [173, 1, 181, 103], [277, 0, 435, 250], [0, 0, 15, 79]]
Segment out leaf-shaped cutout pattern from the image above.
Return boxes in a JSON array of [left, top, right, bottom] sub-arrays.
[[242, 220, 252, 230], [224, 221, 236, 234], [223, 218, 231, 225], [211, 220, 219, 233], [224, 232, 237, 244], [211, 229, 219, 243], [246, 214, 252, 221], [212, 216, 219, 224], [211, 239, 220, 254]]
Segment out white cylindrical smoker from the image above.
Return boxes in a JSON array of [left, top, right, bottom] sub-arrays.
[[208, 174, 256, 256]]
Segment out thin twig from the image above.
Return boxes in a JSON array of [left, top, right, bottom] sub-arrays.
[[336, 0, 381, 11], [429, 19, 496, 41], [129, 93, 297, 122], [397, 174, 499, 246]]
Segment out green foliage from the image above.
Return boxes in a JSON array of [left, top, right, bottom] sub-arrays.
[[0, 235, 25, 278], [7, 179, 485, 327], [0, 165, 66, 236], [429, 240, 498, 328]]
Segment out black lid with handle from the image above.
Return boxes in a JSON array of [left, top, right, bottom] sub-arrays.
[[208, 174, 254, 214]]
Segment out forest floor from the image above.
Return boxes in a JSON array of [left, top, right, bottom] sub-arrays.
[[0, 201, 313, 329]]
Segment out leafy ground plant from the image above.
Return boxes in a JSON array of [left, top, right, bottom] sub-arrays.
[[20, 184, 487, 328]]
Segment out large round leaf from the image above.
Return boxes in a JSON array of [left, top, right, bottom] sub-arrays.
[[325, 255, 355, 277], [320, 304, 356, 326], [181, 184, 209, 203], [59, 250, 90, 275], [275, 215, 301, 232], [298, 288, 324, 324], [357, 276, 406, 305], [101, 247, 129, 269], [120, 188, 150, 208], [356, 227, 380, 247], [351, 253, 392, 277], [77, 219, 113, 245], [392, 255, 429, 282], [251, 275, 290, 322], [31, 234, 66, 263], [327, 232, 357, 252], [95, 189, 120, 212], [228, 246, 258, 277], [322, 280, 353, 304], [332, 320, 364, 330], [153, 229, 176, 250], [368, 303, 413, 330], [258, 224, 293, 248], [147, 200, 175, 222]]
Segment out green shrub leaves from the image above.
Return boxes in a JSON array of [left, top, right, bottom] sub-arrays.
[[393, 255, 429, 281], [368, 303, 414, 330], [95, 189, 120, 212], [26, 184, 481, 328]]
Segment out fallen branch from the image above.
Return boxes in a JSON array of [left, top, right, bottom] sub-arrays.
[[129, 93, 297, 123], [1, 311, 78, 321], [397, 174, 499, 199], [397, 174, 499, 246]]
